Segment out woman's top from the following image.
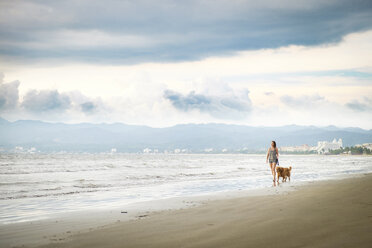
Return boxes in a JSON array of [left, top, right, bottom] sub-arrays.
[[268, 148, 277, 162]]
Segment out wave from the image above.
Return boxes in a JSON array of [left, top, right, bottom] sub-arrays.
[[0, 189, 106, 200], [73, 183, 113, 189]]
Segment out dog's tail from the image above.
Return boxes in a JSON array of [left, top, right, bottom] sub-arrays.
[[289, 166, 292, 171]]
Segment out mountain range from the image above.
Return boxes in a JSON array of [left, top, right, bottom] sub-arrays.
[[0, 117, 371, 153]]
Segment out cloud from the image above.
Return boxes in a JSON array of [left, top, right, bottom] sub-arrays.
[[67, 91, 106, 114], [280, 94, 326, 108], [264, 92, 274, 96], [163, 90, 212, 112], [163, 89, 251, 119], [346, 97, 372, 112], [19, 88, 106, 115], [21, 89, 71, 112], [80, 101, 97, 113], [0, 73, 20, 111], [0, 78, 106, 115], [1, 0, 372, 63]]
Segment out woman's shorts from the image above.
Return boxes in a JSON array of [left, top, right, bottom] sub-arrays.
[[269, 159, 278, 164]]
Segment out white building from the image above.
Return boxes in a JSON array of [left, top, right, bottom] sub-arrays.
[[280, 144, 314, 153], [13, 146, 24, 153], [204, 148, 213, 153], [143, 148, 152, 153], [316, 138, 343, 154], [28, 147, 37, 153], [355, 143, 372, 150]]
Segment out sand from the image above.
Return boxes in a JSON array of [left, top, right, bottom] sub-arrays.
[[1, 174, 372, 248]]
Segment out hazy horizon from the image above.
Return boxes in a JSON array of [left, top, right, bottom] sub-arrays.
[[1, 117, 371, 153], [1, 116, 372, 131]]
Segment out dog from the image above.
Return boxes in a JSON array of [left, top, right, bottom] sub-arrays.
[[276, 166, 292, 182]]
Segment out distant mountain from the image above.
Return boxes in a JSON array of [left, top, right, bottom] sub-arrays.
[[0, 118, 371, 153]]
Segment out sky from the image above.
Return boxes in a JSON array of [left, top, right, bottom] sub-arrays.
[[0, 0, 372, 128]]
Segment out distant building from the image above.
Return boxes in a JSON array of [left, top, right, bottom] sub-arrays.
[[280, 144, 314, 153], [316, 138, 343, 154], [279, 138, 343, 154], [143, 148, 151, 153], [28, 147, 37, 153], [355, 143, 372, 150], [14, 146, 24, 153]]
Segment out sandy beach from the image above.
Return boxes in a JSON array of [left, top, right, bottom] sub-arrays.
[[1, 174, 371, 248]]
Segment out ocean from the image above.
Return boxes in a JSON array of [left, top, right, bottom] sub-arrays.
[[0, 153, 371, 224]]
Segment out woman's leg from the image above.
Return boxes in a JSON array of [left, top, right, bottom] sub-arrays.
[[269, 163, 273, 175], [269, 163, 276, 181], [273, 163, 276, 182]]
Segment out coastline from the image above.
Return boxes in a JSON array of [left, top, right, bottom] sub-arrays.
[[0, 179, 297, 248], [1, 173, 371, 248]]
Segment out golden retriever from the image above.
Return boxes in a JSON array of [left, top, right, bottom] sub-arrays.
[[276, 166, 292, 182]]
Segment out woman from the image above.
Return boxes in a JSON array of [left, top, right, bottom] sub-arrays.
[[266, 141, 279, 182]]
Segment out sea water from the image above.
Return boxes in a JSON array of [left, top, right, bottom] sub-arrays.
[[0, 153, 371, 224]]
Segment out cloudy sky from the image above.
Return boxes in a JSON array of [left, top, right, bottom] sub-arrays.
[[0, 0, 372, 128]]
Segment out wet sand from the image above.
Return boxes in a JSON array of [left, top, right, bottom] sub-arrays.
[[2, 174, 372, 248]]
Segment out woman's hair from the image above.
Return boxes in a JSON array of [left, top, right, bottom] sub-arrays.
[[271, 141, 276, 148]]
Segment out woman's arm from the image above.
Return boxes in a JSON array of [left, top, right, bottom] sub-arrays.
[[276, 147, 279, 158], [266, 149, 269, 163]]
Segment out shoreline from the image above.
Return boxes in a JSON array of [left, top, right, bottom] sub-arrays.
[[0, 171, 366, 225], [1, 173, 371, 248], [0, 178, 298, 247]]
